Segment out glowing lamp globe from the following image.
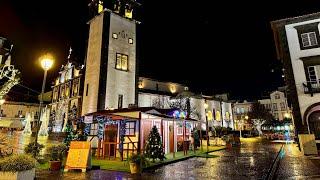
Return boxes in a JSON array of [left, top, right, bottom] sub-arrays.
[[0, 99, 5, 105], [40, 54, 54, 70], [204, 102, 208, 109]]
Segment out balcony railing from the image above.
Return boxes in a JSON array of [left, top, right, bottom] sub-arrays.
[[303, 81, 320, 95]]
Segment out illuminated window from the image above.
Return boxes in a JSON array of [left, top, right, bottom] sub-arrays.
[[116, 53, 128, 71], [138, 80, 143, 89], [215, 111, 221, 121], [90, 123, 98, 135], [207, 111, 213, 121], [125, 121, 136, 136], [112, 33, 118, 39], [301, 32, 317, 47], [225, 112, 230, 120], [128, 38, 133, 44]]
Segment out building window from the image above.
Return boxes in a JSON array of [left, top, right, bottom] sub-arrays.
[[307, 66, 319, 83], [125, 121, 136, 136], [215, 111, 221, 121], [240, 108, 244, 114], [236, 108, 240, 114], [301, 32, 318, 47], [86, 84, 89, 96], [275, 94, 280, 99], [280, 102, 286, 110], [273, 103, 277, 110], [128, 38, 133, 44], [90, 123, 98, 135], [274, 113, 279, 120], [118, 94, 123, 109], [116, 53, 128, 71], [225, 112, 230, 120]]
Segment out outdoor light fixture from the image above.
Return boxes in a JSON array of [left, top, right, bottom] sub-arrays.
[[0, 99, 5, 105], [284, 113, 290, 119], [34, 53, 54, 156], [169, 84, 176, 93], [40, 54, 54, 70], [204, 102, 208, 109]]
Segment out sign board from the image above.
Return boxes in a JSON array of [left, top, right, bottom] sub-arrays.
[[298, 134, 318, 155], [84, 115, 93, 124], [64, 141, 91, 172]]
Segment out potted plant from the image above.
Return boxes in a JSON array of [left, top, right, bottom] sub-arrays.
[[24, 142, 44, 159], [128, 153, 148, 174], [0, 154, 36, 180], [46, 143, 67, 171]]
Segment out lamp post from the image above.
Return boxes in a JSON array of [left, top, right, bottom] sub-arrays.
[[241, 115, 248, 138], [34, 54, 53, 154], [204, 101, 209, 152]]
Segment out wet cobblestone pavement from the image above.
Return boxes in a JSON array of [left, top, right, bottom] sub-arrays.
[[141, 139, 281, 180], [37, 138, 288, 180], [275, 143, 320, 179], [35, 139, 320, 180]]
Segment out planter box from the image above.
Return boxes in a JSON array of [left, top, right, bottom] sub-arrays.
[[129, 162, 140, 174], [0, 168, 35, 180], [50, 161, 62, 171]]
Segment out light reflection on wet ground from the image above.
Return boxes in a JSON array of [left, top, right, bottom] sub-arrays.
[[4, 131, 319, 180], [276, 143, 320, 180], [37, 138, 283, 180]]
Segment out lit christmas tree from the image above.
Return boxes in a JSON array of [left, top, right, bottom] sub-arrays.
[[144, 126, 165, 162], [63, 121, 75, 148]]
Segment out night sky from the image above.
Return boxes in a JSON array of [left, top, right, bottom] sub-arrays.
[[1, 0, 320, 101]]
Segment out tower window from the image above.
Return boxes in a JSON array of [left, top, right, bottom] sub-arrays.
[[118, 94, 123, 109], [301, 32, 318, 47], [86, 84, 89, 96], [116, 53, 128, 71], [112, 33, 118, 39], [128, 38, 133, 44]]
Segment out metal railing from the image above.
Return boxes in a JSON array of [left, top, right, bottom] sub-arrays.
[[303, 81, 320, 94]]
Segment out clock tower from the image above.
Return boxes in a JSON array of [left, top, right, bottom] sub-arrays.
[[82, 0, 140, 115]]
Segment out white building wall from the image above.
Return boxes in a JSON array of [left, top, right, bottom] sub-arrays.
[[81, 14, 104, 115], [105, 13, 136, 109], [285, 20, 320, 122]]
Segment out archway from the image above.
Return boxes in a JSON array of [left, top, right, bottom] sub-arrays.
[[308, 111, 320, 139], [304, 102, 320, 140]]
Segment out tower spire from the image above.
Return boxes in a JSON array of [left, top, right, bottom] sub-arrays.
[[67, 47, 72, 62]]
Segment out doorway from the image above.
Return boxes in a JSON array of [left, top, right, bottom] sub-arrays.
[[309, 111, 320, 140], [105, 124, 118, 157]]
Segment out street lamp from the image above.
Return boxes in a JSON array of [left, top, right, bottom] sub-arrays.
[[240, 115, 248, 138], [204, 101, 209, 151], [34, 54, 53, 154]]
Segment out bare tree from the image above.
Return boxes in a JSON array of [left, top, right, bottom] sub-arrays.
[[248, 102, 273, 136]]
